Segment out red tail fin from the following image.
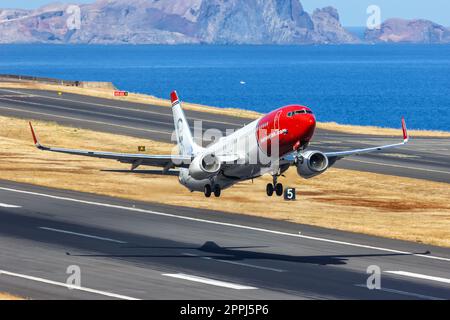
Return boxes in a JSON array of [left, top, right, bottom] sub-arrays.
[[170, 91, 179, 106], [401, 117, 408, 142]]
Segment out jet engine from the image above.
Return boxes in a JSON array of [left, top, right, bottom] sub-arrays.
[[189, 153, 221, 180], [296, 150, 329, 179]]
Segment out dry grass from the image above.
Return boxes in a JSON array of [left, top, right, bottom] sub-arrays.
[[0, 292, 24, 300], [1, 81, 449, 138], [1, 116, 450, 247]]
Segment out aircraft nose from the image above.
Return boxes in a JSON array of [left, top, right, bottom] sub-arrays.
[[303, 113, 316, 140], [308, 113, 316, 126]]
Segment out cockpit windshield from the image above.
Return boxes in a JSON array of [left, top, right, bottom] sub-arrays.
[[287, 109, 313, 117]]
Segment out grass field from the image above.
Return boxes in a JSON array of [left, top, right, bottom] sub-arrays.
[[1, 81, 450, 138], [1, 115, 449, 247], [0, 292, 24, 300]]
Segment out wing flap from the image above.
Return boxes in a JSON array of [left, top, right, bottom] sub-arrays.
[[29, 122, 192, 168]]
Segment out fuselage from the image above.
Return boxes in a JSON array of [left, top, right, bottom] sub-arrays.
[[179, 105, 316, 192]]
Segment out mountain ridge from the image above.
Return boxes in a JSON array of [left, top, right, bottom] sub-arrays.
[[0, 0, 448, 44]]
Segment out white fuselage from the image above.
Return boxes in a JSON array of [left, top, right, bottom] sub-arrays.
[[178, 118, 278, 192]]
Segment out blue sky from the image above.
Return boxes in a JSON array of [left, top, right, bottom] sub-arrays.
[[302, 0, 449, 26], [1, 0, 449, 27]]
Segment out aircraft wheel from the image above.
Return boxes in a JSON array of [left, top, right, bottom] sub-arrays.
[[213, 185, 221, 198], [204, 184, 212, 198], [266, 183, 274, 197], [275, 183, 283, 196]]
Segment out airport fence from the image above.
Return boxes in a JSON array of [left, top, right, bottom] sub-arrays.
[[0, 74, 80, 86]]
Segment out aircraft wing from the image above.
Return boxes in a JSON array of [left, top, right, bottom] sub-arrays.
[[280, 118, 409, 165], [29, 123, 192, 170], [324, 118, 409, 161]]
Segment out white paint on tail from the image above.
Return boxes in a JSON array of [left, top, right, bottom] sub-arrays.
[[171, 91, 201, 156]]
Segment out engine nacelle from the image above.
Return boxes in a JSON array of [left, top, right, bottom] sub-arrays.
[[189, 153, 221, 180], [296, 150, 329, 179]]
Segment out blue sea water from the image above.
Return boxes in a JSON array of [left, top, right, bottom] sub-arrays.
[[0, 44, 449, 131]]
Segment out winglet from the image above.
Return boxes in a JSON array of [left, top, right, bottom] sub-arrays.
[[170, 90, 179, 106], [29, 122, 42, 148], [401, 117, 409, 143]]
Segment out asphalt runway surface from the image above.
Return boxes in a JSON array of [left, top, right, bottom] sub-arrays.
[[0, 88, 448, 183], [0, 87, 449, 300], [0, 180, 450, 300]]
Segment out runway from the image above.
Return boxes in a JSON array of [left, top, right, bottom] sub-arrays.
[[1, 179, 450, 300], [0, 87, 449, 183], [0, 86, 449, 300]]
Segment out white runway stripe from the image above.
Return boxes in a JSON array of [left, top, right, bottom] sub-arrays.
[[346, 158, 450, 175], [354, 284, 443, 300], [162, 273, 257, 290], [0, 105, 171, 136], [39, 227, 127, 244], [0, 203, 21, 208], [0, 269, 139, 300], [386, 271, 450, 285], [183, 253, 285, 272]]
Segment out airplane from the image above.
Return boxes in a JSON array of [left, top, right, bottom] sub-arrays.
[[29, 91, 409, 198]]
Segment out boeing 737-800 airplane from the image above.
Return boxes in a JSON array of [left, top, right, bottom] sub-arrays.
[[29, 91, 409, 198]]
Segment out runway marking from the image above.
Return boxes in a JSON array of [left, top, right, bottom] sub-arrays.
[[0, 88, 245, 127], [385, 271, 450, 285], [354, 284, 443, 300], [39, 227, 127, 244], [183, 253, 286, 272], [0, 203, 21, 208], [0, 105, 172, 136], [1, 186, 450, 263], [0, 269, 140, 300], [0, 96, 175, 128], [345, 158, 450, 175], [0, 94, 32, 98], [381, 153, 419, 159], [162, 273, 257, 290]]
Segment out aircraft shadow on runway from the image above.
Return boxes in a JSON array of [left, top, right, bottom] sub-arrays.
[[67, 241, 428, 266]]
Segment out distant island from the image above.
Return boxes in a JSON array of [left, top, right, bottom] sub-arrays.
[[0, 0, 449, 45]]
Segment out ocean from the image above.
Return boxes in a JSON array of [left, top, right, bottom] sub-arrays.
[[0, 44, 449, 131]]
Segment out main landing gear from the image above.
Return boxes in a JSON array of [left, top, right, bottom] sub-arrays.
[[266, 176, 283, 197], [204, 184, 221, 198]]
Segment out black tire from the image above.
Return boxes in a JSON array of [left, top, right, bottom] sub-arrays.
[[275, 183, 283, 196], [213, 185, 221, 197], [204, 184, 212, 198], [266, 183, 274, 196]]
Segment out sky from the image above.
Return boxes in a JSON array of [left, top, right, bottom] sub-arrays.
[[1, 0, 449, 27]]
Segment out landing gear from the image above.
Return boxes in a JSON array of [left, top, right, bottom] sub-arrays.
[[275, 183, 283, 196], [213, 185, 221, 198], [204, 184, 221, 198], [266, 176, 283, 197], [266, 183, 274, 196], [204, 184, 212, 198]]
